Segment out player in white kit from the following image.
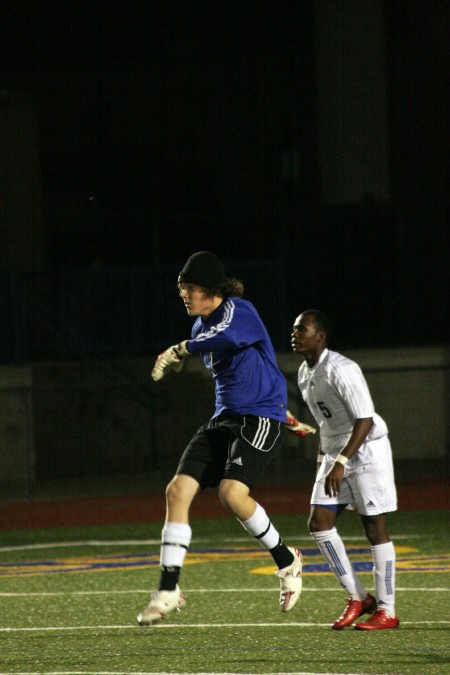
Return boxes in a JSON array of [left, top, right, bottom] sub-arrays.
[[291, 310, 399, 630]]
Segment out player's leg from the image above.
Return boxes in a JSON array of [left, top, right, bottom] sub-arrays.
[[158, 473, 199, 587], [359, 512, 397, 619], [218, 417, 296, 570], [354, 513, 398, 630], [308, 504, 376, 629], [138, 424, 215, 626], [137, 473, 198, 626], [218, 419, 302, 613], [219, 477, 302, 612], [308, 461, 376, 629], [219, 477, 294, 568], [346, 437, 399, 630]]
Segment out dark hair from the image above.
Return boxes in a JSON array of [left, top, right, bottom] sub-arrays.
[[178, 277, 244, 299], [222, 277, 244, 298], [302, 309, 332, 341]]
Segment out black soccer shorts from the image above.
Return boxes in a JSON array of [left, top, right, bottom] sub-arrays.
[[175, 413, 284, 490]]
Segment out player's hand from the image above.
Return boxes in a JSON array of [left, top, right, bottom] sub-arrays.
[[151, 341, 189, 381], [325, 462, 345, 497], [286, 410, 316, 436]]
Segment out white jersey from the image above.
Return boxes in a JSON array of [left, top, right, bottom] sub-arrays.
[[297, 348, 388, 456], [299, 348, 397, 514]]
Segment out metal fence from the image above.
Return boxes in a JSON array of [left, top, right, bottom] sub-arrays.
[[1, 354, 449, 503], [0, 259, 288, 363]]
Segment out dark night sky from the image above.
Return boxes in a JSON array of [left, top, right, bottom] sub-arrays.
[[1, 0, 449, 350], [2, 1, 320, 260]]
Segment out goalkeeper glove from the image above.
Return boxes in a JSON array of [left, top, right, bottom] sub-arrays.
[[151, 341, 190, 381], [286, 409, 316, 436]]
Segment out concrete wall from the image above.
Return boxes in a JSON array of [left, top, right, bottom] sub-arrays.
[[279, 345, 450, 462], [0, 346, 448, 494], [0, 364, 35, 485]]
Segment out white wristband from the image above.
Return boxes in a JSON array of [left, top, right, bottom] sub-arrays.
[[316, 455, 324, 464], [335, 454, 349, 466], [175, 340, 190, 357]]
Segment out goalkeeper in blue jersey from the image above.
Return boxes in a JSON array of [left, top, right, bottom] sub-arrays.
[[137, 251, 303, 625]]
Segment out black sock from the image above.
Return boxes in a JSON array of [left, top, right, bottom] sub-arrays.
[[269, 539, 294, 569], [158, 566, 181, 591]]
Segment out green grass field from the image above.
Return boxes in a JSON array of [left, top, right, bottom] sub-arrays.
[[0, 509, 449, 675]]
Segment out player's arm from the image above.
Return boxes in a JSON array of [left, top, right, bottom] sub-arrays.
[[187, 302, 265, 354], [151, 341, 190, 381], [325, 417, 374, 497]]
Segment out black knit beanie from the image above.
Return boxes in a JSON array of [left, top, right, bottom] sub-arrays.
[[178, 251, 226, 288]]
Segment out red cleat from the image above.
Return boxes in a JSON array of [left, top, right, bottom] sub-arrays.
[[355, 609, 400, 630], [332, 593, 377, 630]]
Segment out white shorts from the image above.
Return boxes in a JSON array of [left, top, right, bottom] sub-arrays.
[[310, 436, 397, 516]]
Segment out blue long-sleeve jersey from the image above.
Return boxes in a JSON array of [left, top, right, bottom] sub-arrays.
[[186, 297, 287, 422]]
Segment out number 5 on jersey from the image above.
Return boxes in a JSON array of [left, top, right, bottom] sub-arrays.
[[316, 401, 332, 418]]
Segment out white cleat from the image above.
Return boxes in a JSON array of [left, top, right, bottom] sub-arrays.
[[137, 585, 186, 626], [275, 546, 303, 612]]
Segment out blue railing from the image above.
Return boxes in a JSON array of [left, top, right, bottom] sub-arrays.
[[0, 260, 288, 363]]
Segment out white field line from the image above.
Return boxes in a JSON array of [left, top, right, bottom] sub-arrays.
[[0, 540, 162, 552], [0, 671, 402, 675], [0, 620, 449, 633], [224, 535, 418, 542], [0, 586, 448, 597], [0, 534, 422, 553]]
